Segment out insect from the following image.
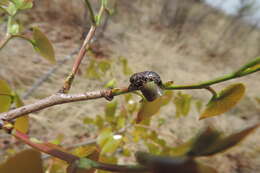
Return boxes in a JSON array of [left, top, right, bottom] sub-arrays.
[[128, 71, 162, 90], [129, 71, 163, 101]]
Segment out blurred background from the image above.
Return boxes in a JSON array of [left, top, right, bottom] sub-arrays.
[[0, 0, 260, 172]]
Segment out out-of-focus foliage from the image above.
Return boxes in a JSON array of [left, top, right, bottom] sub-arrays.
[[13, 92, 29, 134], [0, 79, 29, 133], [0, 0, 259, 173], [173, 92, 192, 117], [0, 79, 12, 113], [0, 149, 43, 173]]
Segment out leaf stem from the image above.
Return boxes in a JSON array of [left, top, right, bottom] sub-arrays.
[[84, 0, 96, 25], [0, 34, 12, 51]]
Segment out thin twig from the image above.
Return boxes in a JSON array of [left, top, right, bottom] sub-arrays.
[[60, 4, 106, 93]]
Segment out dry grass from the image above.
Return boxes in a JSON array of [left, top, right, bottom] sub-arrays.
[[0, 0, 260, 172]]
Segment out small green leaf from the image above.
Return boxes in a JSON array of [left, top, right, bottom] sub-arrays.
[[137, 91, 173, 123], [68, 158, 97, 173], [173, 92, 192, 117], [105, 101, 117, 122], [145, 141, 161, 155], [100, 136, 122, 155], [98, 60, 111, 73], [0, 79, 12, 113], [119, 57, 133, 75], [4, 2, 17, 16], [32, 27, 56, 63], [95, 115, 104, 129], [97, 128, 122, 155], [11, 0, 33, 10], [83, 117, 94, 124], [85, 60, 101, 79], [195, 100, 203, 113], [13, 93, 29, 134], [0, 149, 43, 173], [200, 83, 245, 119], [104, 79, 116, 88], [72, 146, 98, 158], [97, 128, 113, 148], [116, 114, 126, 129], [7, 16, 20, 34]]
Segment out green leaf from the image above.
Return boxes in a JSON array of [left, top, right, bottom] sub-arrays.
[[7, 16, 20, 34], [173, 92, 192, 117], [137, 91, 173, 123], [195, 100, 203, 113], [97, 128, 113, 148], [97, 128, 122, 155], [116, 113, 126, 129], [4, 2, 17, 16], [145, 141, 161, 155], [13, 93, 29, 134], [98, 60, 111, 73], [67, 158, 96, 173], [32, 27, 56, 64], [83, 117, 94, 124], [100, 136, 122, 155], [200, 83, 245, 119], [11, 0, 33, 10], [95, 115, 104, 129], [0, 149, 44, 173], [72, 146, 98, 158], [85, 60, 101, 79], [0, 79, 12, 113], [105, 101, 117, 122], [119, 57, 133, 75], [104, 79, 116, 88]]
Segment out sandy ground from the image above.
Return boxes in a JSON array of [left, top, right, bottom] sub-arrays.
[[0, 0, 260, 172]]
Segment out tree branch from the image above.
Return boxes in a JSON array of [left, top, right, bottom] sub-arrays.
[[0, 88, 130, 121], [11, 129, 147, 172], [0, 57, 259, 122]]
